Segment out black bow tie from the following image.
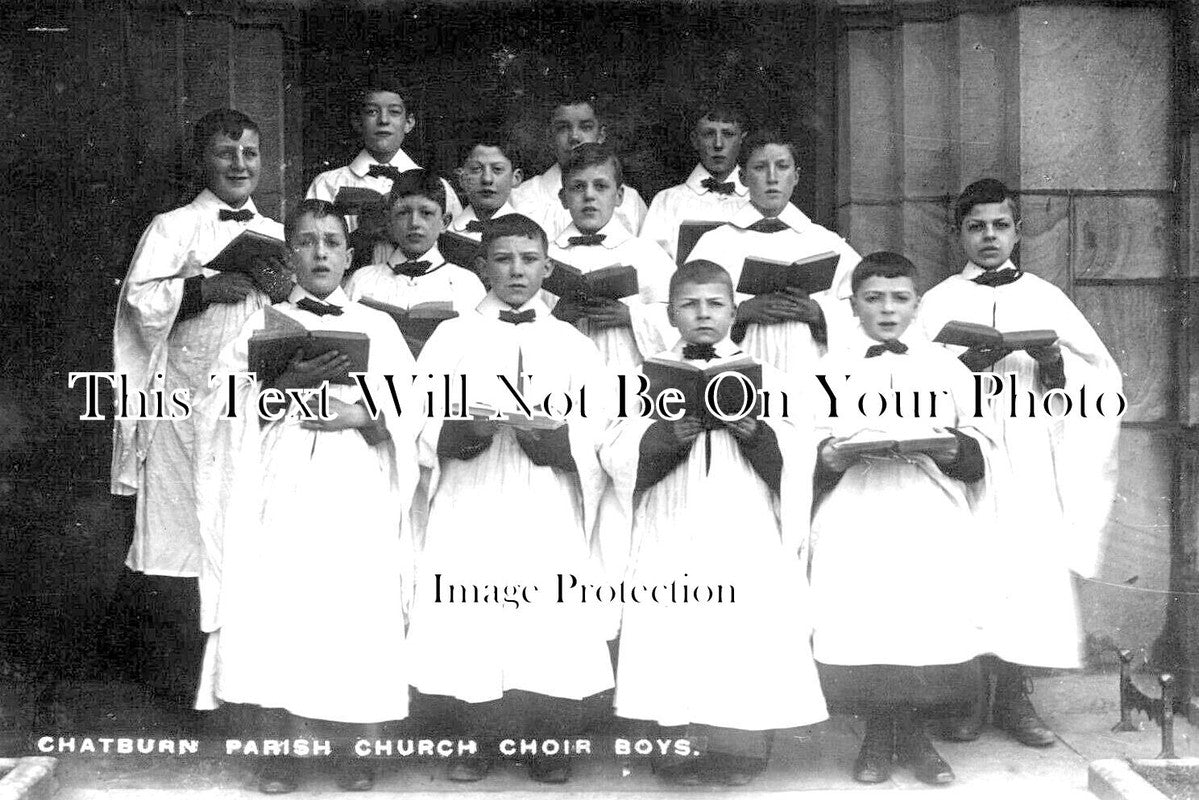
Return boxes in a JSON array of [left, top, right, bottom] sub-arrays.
[[499, 309, 536, 325], [219, 209, 254, 222], [865, 339, 908, 358], [567, 233, 606, 247], [972, 267, 1023, 288], [746, 217, 789, 234], [392, 260, 431, 278], [366, 164, 405, 182], [701, 177, 736, 195], [682, 343, 718, 361], [296, 297, 344, 317], [464, 220, 486, 233]]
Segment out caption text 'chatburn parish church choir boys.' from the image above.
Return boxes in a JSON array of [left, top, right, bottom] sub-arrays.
[[109, 94, 1124, 792]]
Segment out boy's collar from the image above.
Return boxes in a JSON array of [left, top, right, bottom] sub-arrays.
[[840, 321, 926, 357], [476, 292, 550, 318], [732, 202, 808, 232], [288, 284, 350, 307], [668, 337, 743, 361], [961, 260, 1017, 281], [349, 148, 419, 178], [386, 243, 445, 271], [685, 164, 748, 197], [196, 188, 259, 215], [556, 218, 631, 250], [451, 201, 518, 232]]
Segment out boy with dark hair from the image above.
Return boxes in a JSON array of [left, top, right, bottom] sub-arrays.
[[547, 142, 675, 370], [510, 95, 647, 237], [344, 168, 485, 318], [113, 108, 287, 580], [449, 138, 523, 241], [600, 259, 825, 786], [407, 213, 614, 785], [641, 101, 751, 260], [812, 252, 992, 786], [194, 198, 417, 793], [917, 178, 1122, 747], [687, 129, 861, 373]]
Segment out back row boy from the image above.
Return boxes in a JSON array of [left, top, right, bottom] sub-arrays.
[[511, 95, 648, 238], [688, 129, 861, 374], [640, 101, 751, 261], [448, 139, 522, 241]]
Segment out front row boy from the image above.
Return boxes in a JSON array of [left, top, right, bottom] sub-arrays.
[[193, 199, 418, 793], [599, 260, 827, 786], [406, 214, 615, 784], [810, 252, 990, 785]]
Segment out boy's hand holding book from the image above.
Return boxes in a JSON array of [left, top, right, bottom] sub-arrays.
[[300, 397, 368, 432], [959, 344, 1013, 372], [736, 292, 821, 326], [202, 272, 256, 305], [583, 297, 631, 329], [669, 417, 704, 446], [722, 415, 760, 442], [1024, 341, 1063, 367], [273, 349, 351, 391]]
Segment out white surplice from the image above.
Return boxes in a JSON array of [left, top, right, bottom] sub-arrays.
[[306, 148, 463, 228], [810, 326, 992, 666], [510, 162, 648, 239], [405, 294, 616, 703], [599, 340, 826, 729], [448, 201, 520, 240], [916, 263, 1122, 668], [640, 164, 751, 261], [193, 286, 418, 722], [547, 219, 675, 370], [112, 189, 285, 577], [686, 203, 861, 374], [343, 244, 486, 313]]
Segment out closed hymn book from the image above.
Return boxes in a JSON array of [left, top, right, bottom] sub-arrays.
[[641, 356, 763, 429], [333, 187, 389, 217], [933, 321, 1058, 350], [830, 429, 959, 458], [542, 262, 640, 302], [357, 296, 457, 356], [438, 231, 483, 269], [735, 251, 840, 296], [247, 307, 370, 386], [203, 230, 293, 303], [676, 220, 725, 265]]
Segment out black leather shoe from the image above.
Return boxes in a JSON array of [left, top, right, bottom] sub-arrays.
[[256, 759, 298, 794], [335, 759, 375, 791], [995, 668, 1056, 748], [852, 713, 894, 784], [528, 755, 572, 784], [447, 756, 491, 782], [896, 718, 954, 785]]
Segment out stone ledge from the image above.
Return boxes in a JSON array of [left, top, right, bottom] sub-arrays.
[[1089, 758, 1174, 800], [0, 757, 58, 800]]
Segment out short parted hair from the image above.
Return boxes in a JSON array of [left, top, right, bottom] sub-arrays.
[[562, 142, 623, 188], [285, 199, 350, 245], [546, 92, 602, 124], [192, 109, 259, 161], [691, 99, 749, 131], [851, 251, 919, 294], [954, 178, 1021, 228], [388, 169, 447, 213], [671, 260, 735, 304], [737, 129, 799, 171], [459, 137, 520, 170], [481, 213, 548, 255], [354, 80, 416, 118]]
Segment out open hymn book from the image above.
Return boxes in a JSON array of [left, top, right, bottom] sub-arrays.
[[246, 306, 370, 386], [735, 251, 839, 296], [933, 321, 1058, 350], [828, 428, 959, 458], [641, 355, 763, 429], [356, 297, 458, 356], [203, 230, 294, 303]]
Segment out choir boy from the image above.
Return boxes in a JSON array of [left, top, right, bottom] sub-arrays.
[[344, 169, 485, 314], [599, 260, 825, 786], [406, 213, 614, 785], [811, 252, 992, 786], [193, 199, 417, 793], [641, 101, 751, 260], [917, 178, 1122, 747], [449, 138, 523, 241], [687, 129, 861, 373], [510, 94, 647, 237], [547, 142, 675, 370]]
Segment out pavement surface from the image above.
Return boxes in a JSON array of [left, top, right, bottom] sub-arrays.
[[9, 672, 1197, 798]]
